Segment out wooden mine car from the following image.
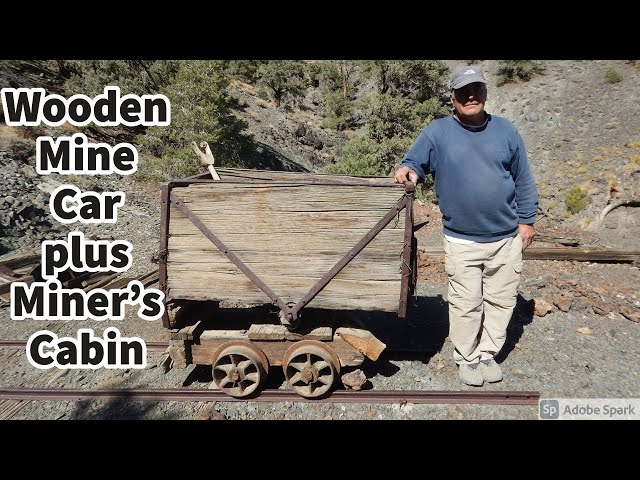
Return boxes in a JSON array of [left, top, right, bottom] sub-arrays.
[[159, 168, 417, 398]]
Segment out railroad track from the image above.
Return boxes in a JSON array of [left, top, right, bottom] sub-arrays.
[[0, 387, 539, 405], [0, 339, 540, 406]]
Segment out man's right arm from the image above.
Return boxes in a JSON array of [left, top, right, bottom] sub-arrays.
[[394, 129, 434, 184], [394, 166, 418, 184]]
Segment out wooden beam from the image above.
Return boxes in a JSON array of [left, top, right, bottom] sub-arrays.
[[534, 235, 579, 247], [418, 246, 640, 263], [335, 327, 386, 361], [191, 337, 364, 367], [247, 324, 332, 341], [0, 275, 34, 300], [0, 251, 40, 269]]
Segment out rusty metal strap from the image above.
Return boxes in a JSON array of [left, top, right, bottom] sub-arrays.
[[169, 192, 293, 318], [290, 194, 410, 316]]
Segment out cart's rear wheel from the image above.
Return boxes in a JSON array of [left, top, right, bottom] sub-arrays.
[[212, 341, 269, 398], [282, 340, 340, 398]]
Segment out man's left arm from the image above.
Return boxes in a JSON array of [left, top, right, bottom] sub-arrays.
[[511, 131, 539, 250], [518, 224, 536, 250]]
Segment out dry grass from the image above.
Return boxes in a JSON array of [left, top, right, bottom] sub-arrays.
[[0, 125, 33, 142]]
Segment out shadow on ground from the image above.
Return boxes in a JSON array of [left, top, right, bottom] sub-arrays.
[[70, 370, 184, 420], [496, 294, 535, 364], [357, 292, 535, 378], [171, 293, 535, 398]]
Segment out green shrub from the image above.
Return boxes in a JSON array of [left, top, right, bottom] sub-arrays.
[[304, 62, 322, 88], [416, 176, 437, 204], [256, 87, 270, 101], [324, 136, 384, 176], [223, 60, 266, 83], [256, 61, 306, 107], [358, 60, 449, 102], [321, 91, 356, 131], [496, 60, 545, 86], [137, 150, 201, 182], [63, 60, 178, 97], [564, 187, 591, 214], [136, 60, 249, 174], [605, 68, 623, 83]]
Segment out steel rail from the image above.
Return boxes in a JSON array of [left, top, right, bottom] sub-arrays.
[[0, 387, 540, 405]]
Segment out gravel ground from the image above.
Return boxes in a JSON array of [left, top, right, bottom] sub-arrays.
[[1, 178, 638, 420]]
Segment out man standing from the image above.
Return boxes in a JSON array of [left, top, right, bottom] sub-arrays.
[[394, 65, 538, 386]]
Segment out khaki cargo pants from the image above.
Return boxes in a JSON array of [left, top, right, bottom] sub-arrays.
[[444, 235, 523, 365]]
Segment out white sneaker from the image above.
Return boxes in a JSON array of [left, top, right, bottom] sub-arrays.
[[458, 362, 483, 386], [479, 358, 503, 383]]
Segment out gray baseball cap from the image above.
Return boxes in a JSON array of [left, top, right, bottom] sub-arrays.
[[449, 65, 487, 90]]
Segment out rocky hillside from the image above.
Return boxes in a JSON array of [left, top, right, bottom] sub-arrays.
[[226, 59, 640, 249], [482, 60, 640, 240], [1, 59, 639, 256]]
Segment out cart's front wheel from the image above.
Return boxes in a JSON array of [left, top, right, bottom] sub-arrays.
[[212, 341, 269, 398]]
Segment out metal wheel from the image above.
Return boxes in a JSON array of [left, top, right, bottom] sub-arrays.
[[282, 340, 340, 398], [212, 341, 269, 398]]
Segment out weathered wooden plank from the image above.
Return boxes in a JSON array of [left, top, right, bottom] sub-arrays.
[[169, 221, 404, 234], [191, 337, 364, 367], [0, 249, 40, 269], [167, 248, 401, 264], [523, 247, 640, 262], [169, 211, 405, 232], [168, 340, 189, 369], [168, 287, 400, 304], [172, 184, 404, 212], [0, 275, 35, 297], [167, 230, 404, 254], [168, 228, 405, 243], [247, 324, 332, 341], [166, 261, 401, 282], [101, 269, 159, 291], [167, 249, 402, 262], [83, 272, 120, 292], [199, 330, 249, 341], [169, 272, 400, 293], [215, 168, 398, 186], [247, 324, 286, 341], [534, 235, 580, 246], [176, 180, 400, 192], [101, 276, 133, 291], [0, 266, 17, 281], [170, 320, 205, 341], [169, 288, 400, 311], [172, 209, 400, 218], [419, 246, 640, 263], [335, 327, 386, 361], [293, 327, 333, 341], [167, 258, 402, 282], [140, 271, 160, 288]]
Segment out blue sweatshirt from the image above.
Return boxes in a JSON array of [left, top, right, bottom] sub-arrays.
[[401, 113, 538, 242]]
